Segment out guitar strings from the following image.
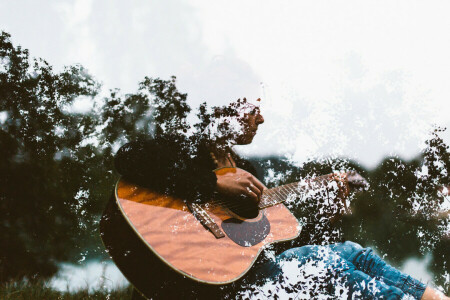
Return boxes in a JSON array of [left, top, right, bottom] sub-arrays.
[[210, 185, 290, 208], [209, 150, 334, 213], [212, 183, 300, 211], [205, 175, 333, 213], [209, 184, 305, 212]]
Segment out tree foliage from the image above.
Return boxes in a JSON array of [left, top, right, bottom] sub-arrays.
[[0, 31, 102, 280], [0, 31, 193, 281], [0, 30, 448, 293]]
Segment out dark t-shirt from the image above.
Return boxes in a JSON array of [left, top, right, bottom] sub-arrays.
[[114, 135, 260, 202]]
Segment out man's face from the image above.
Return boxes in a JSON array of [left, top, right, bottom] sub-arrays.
[[234, 104, 264, 145]]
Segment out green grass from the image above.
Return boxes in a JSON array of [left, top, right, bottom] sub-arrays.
[[0, 280, 133, 300]]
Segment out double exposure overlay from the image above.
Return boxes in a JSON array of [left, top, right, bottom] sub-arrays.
[[0, 29, 449, 299]]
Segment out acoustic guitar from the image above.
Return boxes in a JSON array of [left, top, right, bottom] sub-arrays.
[[100, 167, 348, 298]]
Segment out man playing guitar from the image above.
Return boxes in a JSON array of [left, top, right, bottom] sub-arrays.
[[103, 98, 447, 299]]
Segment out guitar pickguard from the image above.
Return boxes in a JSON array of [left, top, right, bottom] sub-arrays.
[[221, 213, 270, 247]]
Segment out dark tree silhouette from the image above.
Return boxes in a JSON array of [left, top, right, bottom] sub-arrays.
[[0, 31, 197, 281], [0, 30, 448, 294], [0, 31, 100, 280]]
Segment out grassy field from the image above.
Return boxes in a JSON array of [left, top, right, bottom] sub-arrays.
[[0, 280, 133, 300]]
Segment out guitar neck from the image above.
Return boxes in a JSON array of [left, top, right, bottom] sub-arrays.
[[258, 174, 334, 209]]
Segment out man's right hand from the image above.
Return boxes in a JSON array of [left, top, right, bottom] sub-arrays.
[[216, 168, 266, 203]]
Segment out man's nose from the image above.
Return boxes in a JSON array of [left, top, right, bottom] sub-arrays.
[[256, 114, 264, 124]]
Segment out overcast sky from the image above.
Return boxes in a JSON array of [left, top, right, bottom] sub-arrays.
[[2, 0, 450, 168]]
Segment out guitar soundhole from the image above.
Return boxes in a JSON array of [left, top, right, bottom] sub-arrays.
[[225, 196, 259, 219]]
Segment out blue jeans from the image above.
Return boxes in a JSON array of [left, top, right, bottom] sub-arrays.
[[249, 241, 427, 299]]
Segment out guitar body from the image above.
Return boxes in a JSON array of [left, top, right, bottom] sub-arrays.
[[100, 168, 301, 298]]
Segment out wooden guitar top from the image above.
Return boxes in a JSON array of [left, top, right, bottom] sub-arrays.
[[115, 172, 301, 284]]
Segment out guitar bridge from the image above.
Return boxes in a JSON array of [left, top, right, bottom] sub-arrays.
[[187, 202, 225, 239]]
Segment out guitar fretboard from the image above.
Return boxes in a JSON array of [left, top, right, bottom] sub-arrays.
[[258, 174, 334, 209]]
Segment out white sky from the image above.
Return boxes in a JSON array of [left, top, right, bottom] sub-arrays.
[[2, 0, 450, 168]]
